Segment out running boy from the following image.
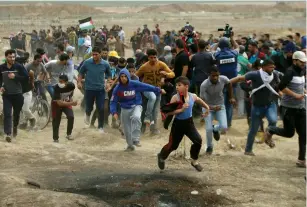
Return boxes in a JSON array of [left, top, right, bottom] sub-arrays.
[[157, 76, 210, 172], [52, 74, 77, 142], [110, 69, 161, 151]]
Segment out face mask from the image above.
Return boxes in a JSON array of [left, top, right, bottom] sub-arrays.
[[58, 83, 66, 88]]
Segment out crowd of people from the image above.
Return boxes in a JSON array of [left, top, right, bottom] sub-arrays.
[[0, 21, 306, 172]]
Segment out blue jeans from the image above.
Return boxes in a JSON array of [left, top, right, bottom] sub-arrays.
[[223, 85, 236, 127], [246, 103, 277, 152], [203, 105, 228, 148], [85, 90, 105, 129], [143, 92, 161, 130], [46, 85, 54, 98]]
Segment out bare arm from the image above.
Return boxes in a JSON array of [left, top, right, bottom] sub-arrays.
[[230, 75, 245, 84], [181, 65, 189, 77]]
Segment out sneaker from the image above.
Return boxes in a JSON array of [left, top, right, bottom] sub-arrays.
[[98, 128, 107, 134], [264, 128, 275, 148], [244, 151, 255, 156], [206, 147, 213, 155], [144, 118, 150, 125], [53, 139, 59, 143], [5, 135, 11, 143], [191, 162, 203, 172], [66, 135, 74, 140], [212, 126, 220, 141], [125, 145, 135, 152], [133, 141, 141, 147], [150, 129, 160, 136], [296, 160, 306, 168], [84, 115, 90, 125], [13, 127, 17, 138], [157, 153, 165, 170]]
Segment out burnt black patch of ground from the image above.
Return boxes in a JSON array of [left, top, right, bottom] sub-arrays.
[[45, 171, 235, 207]]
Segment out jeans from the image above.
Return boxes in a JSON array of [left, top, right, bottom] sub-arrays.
[[46, 85, 54, 99], [143, 92, 161, 130], [3, 94, 24, 135], [203, 105, 228, 148], [223, 85, 236, 127], [85, 90, 105, 129], [268, 107, 306, 161], [246, 103, 277, 152]]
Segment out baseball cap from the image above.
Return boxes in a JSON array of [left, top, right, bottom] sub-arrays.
[[283, 42, 296, 53], [292, 51, 307, 62], [108, 51, 120, 58], [164, 46, 171, 51]]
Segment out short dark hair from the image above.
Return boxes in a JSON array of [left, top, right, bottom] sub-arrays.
[[140, 55, 148, 63], [92, 47, 101, 54], [264, 34, 270, 39], [126, 57, 135, 64], [175, 39, 185, 49], [171, 48, 177, 54], [295, 32, 301, 37], [262, 59, 275, 67], [34, 54, 41, 60], [287, 35, 293, 40], [102, 47, 109, 52], [59, 53, 69, 61], [252, 58, 262, 69], [36, 48, 45, 55], [198, 39, 209, 50], [189, 44, 198, 54], [5, 49, 16, 57], [146, 49, 157, 56], [57, 44, 64, 52], [59, 74, 68, 82], [175, 76, 190, 86], [118, 57, 126, 64], [209, 65, 220, 74], [249, 42, 258, 48], [262, 44, 270, 50]]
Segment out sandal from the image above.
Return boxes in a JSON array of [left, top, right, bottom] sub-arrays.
[[264, 129, 275, 148]]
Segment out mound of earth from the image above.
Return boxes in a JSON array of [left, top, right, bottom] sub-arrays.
[[139, 2, 306, 13], [0, 3, 102, 18]]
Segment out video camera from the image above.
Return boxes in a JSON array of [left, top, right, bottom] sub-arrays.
[[218, 24, 233, 38]]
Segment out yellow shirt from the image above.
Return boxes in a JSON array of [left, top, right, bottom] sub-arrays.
[[136, 61, 175, 87]]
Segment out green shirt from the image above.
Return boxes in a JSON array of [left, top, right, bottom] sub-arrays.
[[238, 54, 250, 75]]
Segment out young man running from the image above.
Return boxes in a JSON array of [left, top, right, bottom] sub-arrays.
[[110, 69, 161, 151], [200, 66, 236, 155], [157, 76, 210, 172], [265, 51, 306, 167], [230, 59, 280, 156], [52, 74, 77, 142]]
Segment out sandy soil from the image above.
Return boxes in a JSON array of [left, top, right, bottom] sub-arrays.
[[0, 87, 305, 207], [0, 2, 306, 207]]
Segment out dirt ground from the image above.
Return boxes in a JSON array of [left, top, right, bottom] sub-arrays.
[[0, 2, 306, 207]]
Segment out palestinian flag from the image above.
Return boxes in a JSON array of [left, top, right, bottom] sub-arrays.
[[79, 17, 94, 31]]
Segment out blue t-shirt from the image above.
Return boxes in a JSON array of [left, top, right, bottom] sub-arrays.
[[79, 58, 111, 91]]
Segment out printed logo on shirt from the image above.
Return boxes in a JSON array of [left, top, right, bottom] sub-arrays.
[[220, 58, 235, 64], [124, 90, 135, 96], [60, 91, 73, 102]]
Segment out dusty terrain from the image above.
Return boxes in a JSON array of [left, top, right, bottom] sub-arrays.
[[0, 2, 306, 207]]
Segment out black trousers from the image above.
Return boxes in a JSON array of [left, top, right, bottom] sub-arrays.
[[160, 117, 202, 160], [268, 106, 306, 161], [52, 105, 74, 140], [3, 94, 24, 135]]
